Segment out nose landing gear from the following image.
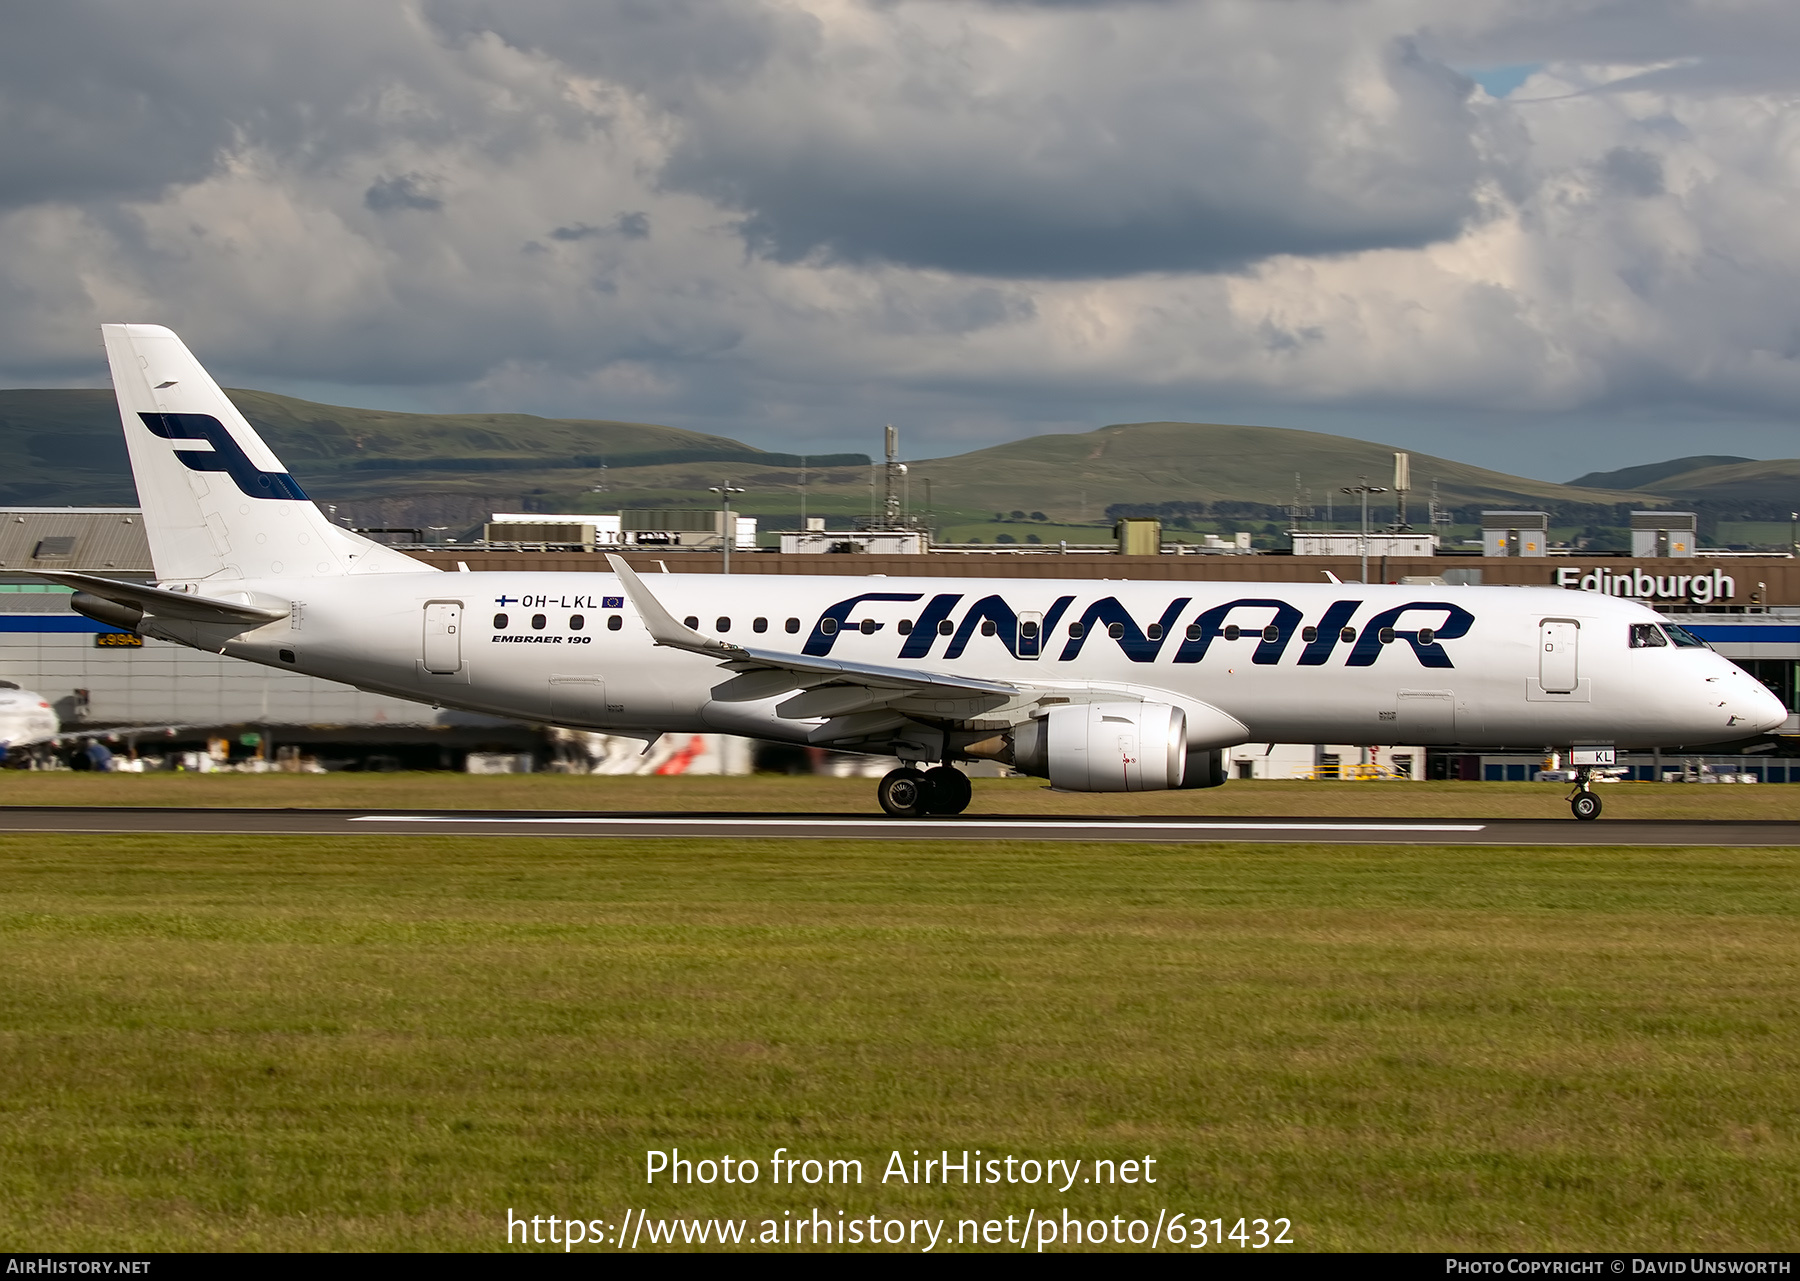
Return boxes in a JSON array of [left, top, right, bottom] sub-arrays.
[[1568, 767, 1602, 821], [877, 764, 973, 817]]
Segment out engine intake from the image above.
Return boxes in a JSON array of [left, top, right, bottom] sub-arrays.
[[1011, 701, 1221, 792]]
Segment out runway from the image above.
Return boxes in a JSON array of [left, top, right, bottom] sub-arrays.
[[1, 806, 1796, 845]]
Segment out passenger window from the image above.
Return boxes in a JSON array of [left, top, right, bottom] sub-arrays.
[[716, 617, 731, 633], [1418, 627, 1435, 645], [1340, 627, 1356, 642], [939, 619, 954, 635], [785, 618, 800, 633], [1378, 627, 1395, 644], [860, 618, 878, 634], [493, 613, 508, 630], [821, 618, 838, 635], [1664, 624, 1708, 649], [683, 616, 699, 629], [981, 620, 997, 636], [1107, 622, 1124, 639], [1069, 622, 1085, 639], [1301, 626, 1317, 642], [570, 615, 584, 631], [1019, 620, 1038, 639], [1185, 623, 1200, 641], [607, 615, 622, 631], [1223, 625, 1240, 641], [1263, 625, 1279, 642], [531, 613, 546, 630], [1146, 623, 1162, 640], [753, 617, 768, 633], [898, 619, 913, 635]]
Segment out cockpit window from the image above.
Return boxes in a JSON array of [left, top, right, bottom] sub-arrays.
[[1663, 624, 1709, 649], [1629, 623, 1667, 648]]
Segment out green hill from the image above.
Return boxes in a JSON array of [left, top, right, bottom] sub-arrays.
[[1569, 455, 1756, 491], [900, 420, 1647, 520], [0, 388, 863, 507], [1633, 458, 1800, 507], [5, 389, 1760, 531], [1566, 450, 1800, 514]]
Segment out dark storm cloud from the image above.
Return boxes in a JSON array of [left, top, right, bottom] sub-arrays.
[[0, 2, 239, 208], [364, 174, 444, 212], [0, 1, 573, 213], [549, 213, 649, 241], [1597, 147, 1664, 198], [432, 1, 1492, 278]]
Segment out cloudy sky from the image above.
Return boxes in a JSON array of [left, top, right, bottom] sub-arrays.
[[2, 0, 1797, 477]]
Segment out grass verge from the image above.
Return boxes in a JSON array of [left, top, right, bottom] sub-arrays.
[[3, 772, 1797, 820], [0, 834, 1796, 1251]]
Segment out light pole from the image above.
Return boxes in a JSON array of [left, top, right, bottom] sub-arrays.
[[710, 484, 745, 574], [1342, 478, 1389, 584]]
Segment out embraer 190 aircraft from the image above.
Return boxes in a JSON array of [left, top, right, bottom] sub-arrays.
[[43, 325, 1786, 820]]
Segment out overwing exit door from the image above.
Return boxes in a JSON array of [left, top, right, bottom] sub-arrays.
[[423, 601, 463, 674], [1018, 611, 1043, 659], [1539, 619, 1579, 693]]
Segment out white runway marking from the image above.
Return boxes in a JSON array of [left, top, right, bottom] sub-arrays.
[[350, 816, 1489, 833]]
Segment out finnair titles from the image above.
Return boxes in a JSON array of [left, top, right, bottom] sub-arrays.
[[46, 325, 1787, 820]]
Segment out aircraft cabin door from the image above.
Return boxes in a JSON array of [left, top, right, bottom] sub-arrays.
[[422, 601, 464, 674], [1539, 619, 1579, 694], [1017, 611, 1043, 660]]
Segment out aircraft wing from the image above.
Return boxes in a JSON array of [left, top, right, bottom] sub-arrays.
[[34, 572, 290, 626]]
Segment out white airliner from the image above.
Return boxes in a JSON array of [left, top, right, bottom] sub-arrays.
[[0, 681, 58, 761], [42, 325, 1787, 819]]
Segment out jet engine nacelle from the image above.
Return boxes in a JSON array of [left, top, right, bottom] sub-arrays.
[[1012, 701, 1214, 792]]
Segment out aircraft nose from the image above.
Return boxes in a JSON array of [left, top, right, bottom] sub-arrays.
[[1748, 682, 1791, 733]]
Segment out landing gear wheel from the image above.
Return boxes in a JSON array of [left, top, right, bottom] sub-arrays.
[[923, 766, 972, 815], [878, 767, 933, 818], [1571, 791, 1602, 821]]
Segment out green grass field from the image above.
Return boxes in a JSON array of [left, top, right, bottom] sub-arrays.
[[3, 772, 1797, 820], [1, 831, 1796, 1252]]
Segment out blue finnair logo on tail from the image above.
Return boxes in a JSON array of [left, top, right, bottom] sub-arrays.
[[139, 413, 308, 501]]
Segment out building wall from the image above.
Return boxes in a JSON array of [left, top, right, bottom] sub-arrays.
[[408, 550, 1800, 605]]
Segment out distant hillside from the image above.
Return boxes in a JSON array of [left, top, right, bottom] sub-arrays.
[[18, 389, 1777, 530], [1636, 458, 1800, 508], [1569, 455, 1755, 491], [899, 421, 1650, 521], [0, 388, 865, 508], [1564, 450, 1800, 515]]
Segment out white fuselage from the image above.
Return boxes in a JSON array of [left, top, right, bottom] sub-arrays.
[[153, 570, 1782, 753], [0, 686, 59, 750]]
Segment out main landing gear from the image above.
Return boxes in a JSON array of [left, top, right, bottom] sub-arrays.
[[1568, 767, 1602, 821], [878, 765, 973, 818]]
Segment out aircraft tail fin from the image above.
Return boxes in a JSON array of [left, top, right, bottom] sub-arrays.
[[100, 324, 431, 584]]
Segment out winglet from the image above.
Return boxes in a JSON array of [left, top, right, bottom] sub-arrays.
[[1322, 570, 1342, 584], [605, 554, 746, 659]]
